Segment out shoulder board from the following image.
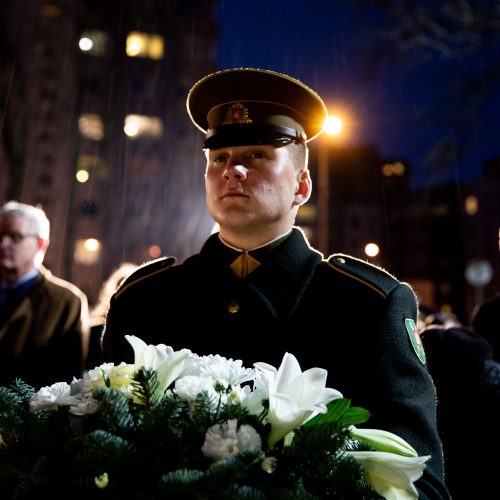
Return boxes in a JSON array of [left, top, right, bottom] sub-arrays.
[[326, 253, 399, 299], [114, 256, 176, 299]]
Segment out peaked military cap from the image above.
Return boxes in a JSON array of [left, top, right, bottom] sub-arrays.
[[186, 68, 328, 149]]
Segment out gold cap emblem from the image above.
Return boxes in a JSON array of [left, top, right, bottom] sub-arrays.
[[223, 103, 252, 125]]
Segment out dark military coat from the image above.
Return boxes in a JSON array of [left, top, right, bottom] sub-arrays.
[[103, 228, 449, 499]]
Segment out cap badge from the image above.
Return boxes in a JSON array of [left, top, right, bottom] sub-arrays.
[[223, 103, 252, 124], [405, 318, 426, 365]]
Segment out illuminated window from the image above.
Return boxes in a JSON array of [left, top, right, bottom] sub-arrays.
[[464, 195, 478, 215], [76, 170, 90, 183], [124, 114, 163, 140], [126, 31, 164, 60], [78, 114, 104, 141], [76, 155, 107, 183], [382, 162, 406, 177], [40, 3, 62, 17], [78, 30, 110, 57], [74, 238, 101, 265]]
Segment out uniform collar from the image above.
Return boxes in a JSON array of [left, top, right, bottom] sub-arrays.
[[198, 227, 323, 318], [217, 229, 293, 255]]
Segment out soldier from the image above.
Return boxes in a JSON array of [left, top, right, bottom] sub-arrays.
[[103, 68, 450, 499]]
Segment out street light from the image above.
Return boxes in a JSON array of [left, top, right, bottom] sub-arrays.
[[318, 114, 343, 255]]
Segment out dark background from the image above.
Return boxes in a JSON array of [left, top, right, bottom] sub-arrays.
[[218, 0, 500, 188]]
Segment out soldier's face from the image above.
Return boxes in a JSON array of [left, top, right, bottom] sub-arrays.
[[204, 144, 309, 234]]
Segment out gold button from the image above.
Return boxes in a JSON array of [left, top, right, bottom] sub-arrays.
[[227, 301, 240, 313], [336, 257, 346, 264]]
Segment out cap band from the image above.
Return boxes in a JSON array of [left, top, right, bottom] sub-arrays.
[[204, 123, 306, 149]]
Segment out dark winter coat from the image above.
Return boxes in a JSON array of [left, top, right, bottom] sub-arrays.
[[0, 266, 89, 388]]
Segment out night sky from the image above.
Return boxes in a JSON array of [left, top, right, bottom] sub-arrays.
[[217, 0, 500, 189]]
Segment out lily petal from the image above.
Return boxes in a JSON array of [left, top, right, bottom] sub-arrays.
[[347, 450, 430, 500], [255, 353, 342, 446], [350, 427, 418, 457]]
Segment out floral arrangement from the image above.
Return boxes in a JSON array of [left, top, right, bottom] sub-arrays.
[[0, 336, 429, 499]]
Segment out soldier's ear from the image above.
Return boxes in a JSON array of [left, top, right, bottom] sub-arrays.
[[294, 168, 311, 205]]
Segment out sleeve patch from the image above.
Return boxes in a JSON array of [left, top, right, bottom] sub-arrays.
[[405, 318, 426, 365]]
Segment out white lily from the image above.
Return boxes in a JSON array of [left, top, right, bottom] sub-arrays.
[[125, 335, 192, 393], [347, 450, 430, 500], [254, 353, 342, 446], [349, 427, 418, 457]]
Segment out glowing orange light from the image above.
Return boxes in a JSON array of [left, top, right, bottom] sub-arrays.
[[149, 245, 161, 258]]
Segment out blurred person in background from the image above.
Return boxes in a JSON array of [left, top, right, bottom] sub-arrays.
[[0, 201, 90, 388], [418, 309, 500, 499], [469, 226, 500, 361], [87, 261, 137, 370]]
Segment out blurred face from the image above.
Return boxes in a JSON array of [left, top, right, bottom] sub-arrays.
[[205, 143, 310, 244], [0, 215, 44, 283]]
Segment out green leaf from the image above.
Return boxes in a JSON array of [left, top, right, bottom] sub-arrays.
[[303, 398, 370, 428]]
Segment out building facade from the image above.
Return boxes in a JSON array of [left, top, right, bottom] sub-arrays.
[[0, 0, 218, 304]]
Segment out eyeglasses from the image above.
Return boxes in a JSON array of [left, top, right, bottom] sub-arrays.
[[0, 232, 39, 244]]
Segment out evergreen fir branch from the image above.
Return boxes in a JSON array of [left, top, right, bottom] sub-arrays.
[[189, 390, 219, 427], [130, 366, 160, 407], [0, 341, 427, 499], [92, 385, 136, 433]]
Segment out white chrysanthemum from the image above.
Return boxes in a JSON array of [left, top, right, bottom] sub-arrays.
[[201, 419, 261, 461], [198, 354, 255, 387], [174, 375, 217, 401], [69, 398, 100, 416], [236, 424, 262, 452], [29, 382, 82, 412], [86, 362, 115, 380]]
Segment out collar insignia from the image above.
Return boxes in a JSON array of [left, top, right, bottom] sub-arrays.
[[229, 251, 261, 278]]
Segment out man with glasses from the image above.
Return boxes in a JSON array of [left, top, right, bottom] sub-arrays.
[[0, 200, 90, 388]]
